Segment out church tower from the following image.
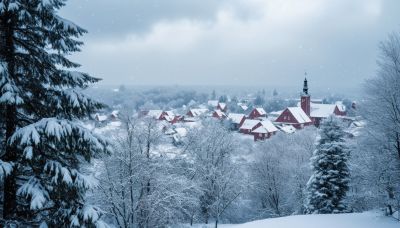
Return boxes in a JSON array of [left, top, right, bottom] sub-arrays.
[[301, 75, 311, 116]]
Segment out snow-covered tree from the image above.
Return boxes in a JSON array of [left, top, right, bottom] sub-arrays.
[[185, 120, 242, 227], [363, 31, 400, 160], [0, 0, 110, 226], [98, 116, 199, 227], [350, 31, 400, 215], [251, 129, 316, 218], [305, 116, 350, 214]]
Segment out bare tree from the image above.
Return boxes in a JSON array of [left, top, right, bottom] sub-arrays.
[[360, 31, 400, 215], [97, 116, 199, 227], [251, 129, 317, 218], [185, 120, 243, 227]]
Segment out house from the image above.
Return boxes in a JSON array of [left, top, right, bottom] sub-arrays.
[[239, 119, 261, 134], [335, 101, 347, 115], [146, 110, 164, 120], [159, 111, 182, 124], [94, 113, 108, 123], [186, 108, 209, 118], [252, 120, 278, 141], [296, 102, 347, 127], [110, 110, 119, 121], [217, 102, 227, 112], [237, 103, 249, 112], [227, 113, 246, 130], [309, 104, 342, 126], [212, 110, 227, 119], [249, 107, 267, 119], [275, 107, 313, 129], [346, 120, 365, 137]]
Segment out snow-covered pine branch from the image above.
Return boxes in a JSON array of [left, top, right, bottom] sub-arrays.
[[0, 0, 110, 226]]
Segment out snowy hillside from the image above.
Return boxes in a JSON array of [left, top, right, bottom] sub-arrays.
[[223, 212, 398, 228]]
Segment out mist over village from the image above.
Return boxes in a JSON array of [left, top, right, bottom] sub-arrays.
[[1, 0, 400, 228]]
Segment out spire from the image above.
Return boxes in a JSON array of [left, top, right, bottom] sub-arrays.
[[303, 72, 309, 95]]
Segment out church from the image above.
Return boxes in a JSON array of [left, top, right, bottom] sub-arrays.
[[275, 78, 346, 128]]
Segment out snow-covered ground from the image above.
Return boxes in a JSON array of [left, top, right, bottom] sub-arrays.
[[221, 211, 398, 228]]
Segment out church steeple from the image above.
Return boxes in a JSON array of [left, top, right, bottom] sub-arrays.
[[301, 74, 311, 116], [303, 73, 309, 95]]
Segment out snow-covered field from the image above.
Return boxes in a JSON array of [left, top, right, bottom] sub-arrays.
[[221, 211, 398, 228]]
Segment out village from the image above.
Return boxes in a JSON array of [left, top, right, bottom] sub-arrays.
[[93, 78, 360, 143]]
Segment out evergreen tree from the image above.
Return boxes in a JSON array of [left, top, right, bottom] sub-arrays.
[[211, 90, 216, 100], [305, 116, 350, 214], [273, 89, 278, 97], [0, 1, 110, 226], [254, 95, 265, 106], [218, 95, 227, 102]]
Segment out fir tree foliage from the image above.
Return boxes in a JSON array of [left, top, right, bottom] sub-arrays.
[[0, 0, 111, 226], [305, 116, 350, 214]]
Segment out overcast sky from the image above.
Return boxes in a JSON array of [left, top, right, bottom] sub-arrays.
[[60, 0, 400, 89]]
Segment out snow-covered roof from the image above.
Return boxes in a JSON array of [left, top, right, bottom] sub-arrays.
[[287, 107, 312, 123], [269, 110, 283, 116], [147, 110, 163, 119], [189, 108, 208, 117], [208, 100, 219, 107], [214, 109, 226, 117], [252, 120, 278, 134], [95, 114, 108, 122], [260, 120, 278, 132], [237, 103, 249, 111], [310, 104, 336, 118], [277, 125, 297, 134], [111, 110, 119, 116], [335, 101, 346, 112], [252, 125, 268, 134], [228, 113, 245, 124], [256, 108, 267, 115], [347, 120, 366, 137], [164, 115, 174, 122], [239, 119, 260, 130], [219, 102, 227, 110], [296, 101, 344, 118], [165, 111, 175, 116]]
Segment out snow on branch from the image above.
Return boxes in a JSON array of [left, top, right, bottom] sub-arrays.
[[10, 118, 110, 154], [44, 160, 98, 189], [17, 177, 49, 210], [54, 15, 87, 35], [0, 160, 13, 179], [0, 66, 24, 105], [60, 70, 100, 87]]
